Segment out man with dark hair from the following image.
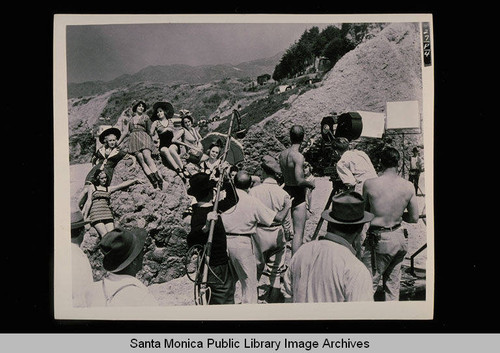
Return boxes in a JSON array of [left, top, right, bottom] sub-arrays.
[[221, 170, 292, 304], [282, 191, 374, 303], [361, 147, 420, 301], [279, 125, 315, 255], [71, 209, 93, 307], [86, 227, 158, 306], [186, 172, 238, 305], [249, 155, 292, 303]]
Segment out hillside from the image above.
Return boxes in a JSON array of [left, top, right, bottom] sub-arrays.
[[67, 52, 283, 99], [68, 22, 427, 298], [237, 22, 423, 175]]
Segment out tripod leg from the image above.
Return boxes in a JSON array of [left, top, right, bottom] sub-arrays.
[[310, 186, 337, 241]]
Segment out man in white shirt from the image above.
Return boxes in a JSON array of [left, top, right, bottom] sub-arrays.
[[221, 170, 292, 304], [71, 209, 94, 307], [249, 155, 292, 303], [282, 191, 374, 303], [86, 227, 158, 307], [335, 137, 378, 194]]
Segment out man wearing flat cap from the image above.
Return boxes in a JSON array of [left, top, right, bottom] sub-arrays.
[[86, 227, 158, 306], [282, 191, 374, 303], [249, 155, 292, 303], [71, 209, 93, 307]]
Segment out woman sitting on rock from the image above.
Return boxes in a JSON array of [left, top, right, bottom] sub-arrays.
[[82, 169, 144, 239], [117, 100, 162, 189], [172, 112, 207, 167], [150, 101, 188, 182], [199, 140, 229, 181]]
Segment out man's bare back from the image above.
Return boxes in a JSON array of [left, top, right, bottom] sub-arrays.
[[363, 171, 419, 228], [279, 147, 304, 186]]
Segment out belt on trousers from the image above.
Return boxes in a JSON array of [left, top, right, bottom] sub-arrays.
[[368, 223, 401, 232], [226, 233, 254, 237]]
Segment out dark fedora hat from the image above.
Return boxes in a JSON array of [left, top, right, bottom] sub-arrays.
[[98, 127, 122, 144], [261, 155, 281, 175], [187, 172, 216, 200], [99, 227, 147, 273], [71, 209, 89, 230], [152, 101, 174, 119], [321, 191, 374, 225]]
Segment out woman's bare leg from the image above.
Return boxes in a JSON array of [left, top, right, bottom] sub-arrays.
[[160, 147, 180, 170], [143, 149, 157, 173], [135, 152, 152, 175]]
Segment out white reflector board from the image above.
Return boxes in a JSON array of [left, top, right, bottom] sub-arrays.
[[357, 111, 386, 138], [386, 100, 420, 130]]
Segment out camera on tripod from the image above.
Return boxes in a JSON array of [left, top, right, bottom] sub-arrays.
[[315, 112, 363, 185]]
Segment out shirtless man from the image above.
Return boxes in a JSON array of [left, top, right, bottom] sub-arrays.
[[361, 147, 420, 301], [279, 125, 315, 255]]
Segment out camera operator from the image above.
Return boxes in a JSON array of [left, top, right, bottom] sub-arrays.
[[335, 137, 377, 194]]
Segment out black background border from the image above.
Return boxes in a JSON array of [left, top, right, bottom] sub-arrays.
[[7, 4, 495, 334]]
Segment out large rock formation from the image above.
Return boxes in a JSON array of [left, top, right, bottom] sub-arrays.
[[80, 158, 193, 286]]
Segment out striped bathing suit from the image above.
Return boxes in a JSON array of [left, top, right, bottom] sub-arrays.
[[88, 186, 114, 226]]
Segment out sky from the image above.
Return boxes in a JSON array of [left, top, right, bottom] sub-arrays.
[[65, 21, 332, 83]]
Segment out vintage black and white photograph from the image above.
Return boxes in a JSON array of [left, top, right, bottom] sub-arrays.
[[53, 14, 434, 320]]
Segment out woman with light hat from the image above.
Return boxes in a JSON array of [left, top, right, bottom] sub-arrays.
[[78, 126, 134, 210]]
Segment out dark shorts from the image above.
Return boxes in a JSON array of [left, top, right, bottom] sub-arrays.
[[283, 185, 307, 208]]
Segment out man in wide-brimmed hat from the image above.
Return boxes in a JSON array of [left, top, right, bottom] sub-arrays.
[[71, 208, 93, 307], [248, 155, 292, 303], [282, 190, 375, 303], [86, 227, 158, 307], [186, 172, 238, 305]]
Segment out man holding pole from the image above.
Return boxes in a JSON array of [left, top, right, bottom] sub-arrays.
[[187, 172, 238, 305]]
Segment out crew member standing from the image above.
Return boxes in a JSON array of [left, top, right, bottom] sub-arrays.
[[186, 172, 238, 305], [409, 147, 423, 195], [278, 125, 315, 255], [335, 137, 378, 194], [361, 147, 420, 301], [249, 156, 292, 303], [221, 170, 291, 304], [282, 191, 374, 303]]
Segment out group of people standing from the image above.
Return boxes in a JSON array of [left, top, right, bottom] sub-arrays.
[[71, 99, 423, 307], [184, 124, 421, 305]]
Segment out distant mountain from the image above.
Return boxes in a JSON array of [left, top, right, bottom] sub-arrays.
[[67, 52, 283, 99]]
